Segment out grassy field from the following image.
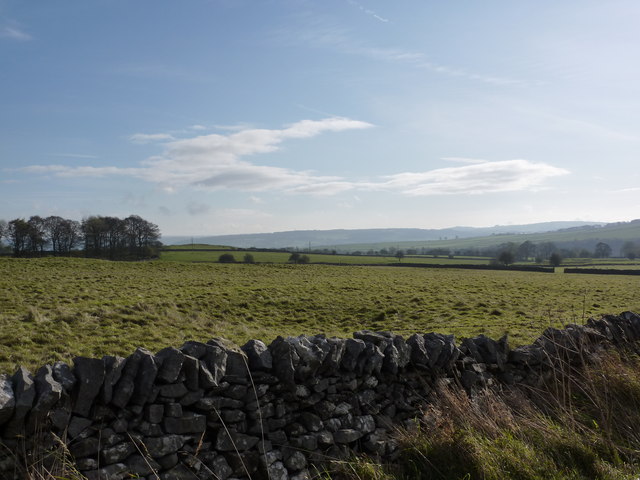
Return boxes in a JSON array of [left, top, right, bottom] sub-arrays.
[[159, 248, 491, 265], [2, 257, 640, 373]]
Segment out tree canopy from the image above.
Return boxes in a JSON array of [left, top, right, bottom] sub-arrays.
[[0, 214, 160, 259]]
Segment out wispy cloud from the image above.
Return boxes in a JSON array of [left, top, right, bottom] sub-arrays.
[[0, 23, 32, 41], [18, 120, 568, 197], [51, 153, 99, 159], [129, 133, 176, 144], [346, 0, 389, 23], [281, 23, 528, 87], [21, 118, 373, 194], [378, 160, 569, 195]]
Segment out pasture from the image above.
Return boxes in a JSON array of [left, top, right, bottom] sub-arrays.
[[1, 257, 640, 372], [159, 248, 490, 265]]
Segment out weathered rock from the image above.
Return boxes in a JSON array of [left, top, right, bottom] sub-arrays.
[[160, 463, 195, 480], [101, 356, 126, 404], [29, 365, 63, 427], [180, 389, 204, 406], [268, 461, 289, 480], [101, 441, 136, 464], [124, 453, 161, 477], [209, 454, 233, 479], [290, 470, 312, 480], [165, 402, 183, 418], [242, 339, 273, 371], [299, 412, 323, 432], [226, 450, 260, 476], [159, 382, 189, 398], [52, 361, 76, 392], [67, 415, 92, 439], [290, 336, 325, 380], [215, 429, 259, 452], [5, 366, 35, 434], [181, 355, 200, 391], [0, 374, 15, 426], [131, 348, 158, 405], [163, 412, 206, 434], [317, 337, 346, 373], [83, 463, 128, 480], [157, 452, 179, 470], [424, 333, 460, 371], [70, 436, 100, 459], [199, 363, 218, 389], [269, 336, 299, 385], [460, 370, 480, 390], [462, 334, 508, 371], [146, 403, 164, 423], [407, 334, 429, 368], [353, 415, 376, 434], [284, 450, 307, 470], [358, 343, 384, 375], [73, 356, 105, 417], [202, 341, 230, 384], [156, 347, 185, 384], [341, 339, 366, 372], [509, 345, 545, 366], [381, 335, 410, 374], [144, 434, 186, 458], [111, 350, 142, 408], [333, 428, 363, 443]]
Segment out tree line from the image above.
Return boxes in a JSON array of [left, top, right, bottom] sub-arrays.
[[0, 215, 161, 259]]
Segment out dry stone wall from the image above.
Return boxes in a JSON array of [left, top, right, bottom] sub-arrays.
[[1, 312, 640, 480]]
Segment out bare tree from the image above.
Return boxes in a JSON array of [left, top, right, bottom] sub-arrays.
[[82, 216, 109, 256], [7, 219, 30, 256], [621, 241, 638, 260], [27, 216, 47, 254], [594, 242, 612, 259], [124, 215, 160, 256], [0, 219, 6, 247]]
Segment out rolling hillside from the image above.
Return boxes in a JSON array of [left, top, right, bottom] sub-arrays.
[[321, 220, 640, 254], [162, 221, 602, 250]]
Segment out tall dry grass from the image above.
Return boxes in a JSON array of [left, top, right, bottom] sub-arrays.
[[329, 349, 640, 480]]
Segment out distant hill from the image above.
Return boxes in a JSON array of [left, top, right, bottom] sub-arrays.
[[161, 221, 605, 250], [319, 220, 640, 256]]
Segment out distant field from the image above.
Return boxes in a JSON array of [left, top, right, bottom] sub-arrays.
[[160, 248, 491, 265], [320, 221, 640, 252], [1, 257, 640, 373]]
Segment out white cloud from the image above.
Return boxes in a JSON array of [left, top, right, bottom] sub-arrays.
[[0, 24, 32, 41], [19, 120, 568, 198], [379, 160, 569, 195], [20, 164, 141, 177], [21, 118, 372, 194], [129, 133, 175, 144]]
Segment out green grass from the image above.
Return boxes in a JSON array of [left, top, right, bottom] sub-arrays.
[[2, 257, 640, 372], [159, 249, 491, 265]]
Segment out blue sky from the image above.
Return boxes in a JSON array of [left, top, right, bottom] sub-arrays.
[[2, 0, 639, 236]]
